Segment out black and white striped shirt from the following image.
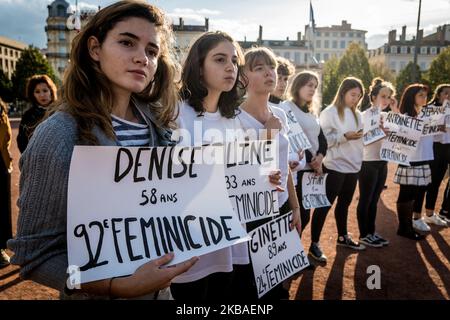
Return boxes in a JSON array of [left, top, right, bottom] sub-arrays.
[[112, 114, 151, 147]]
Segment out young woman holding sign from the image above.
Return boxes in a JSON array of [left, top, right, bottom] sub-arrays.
[[279, 71, 329, 261], [317, 77, 366, 252], [235, 47, 302, 300], [424, 84, 450, 225], [8, 1, 198, 299], [394, 84, 433, 240], [356, 78, 396, 248]]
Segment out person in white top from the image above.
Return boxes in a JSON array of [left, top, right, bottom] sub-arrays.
[[269, 58, 306, 188], [171, 32, 282, 302], [268, 56, 296, 107], [424, 84, 450, 225], [237, 47, 302, 300], [356, 78, 397, 248], [318, 77, 366, 252], [279, 71, 330, 263], [393, 84, 437, 240]]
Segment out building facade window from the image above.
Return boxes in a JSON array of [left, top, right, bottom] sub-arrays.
[[341, 32, 346, 37], [391, 46, 397, 54], [295, 52, 301, 64], [315, 53, 321, 61], [401, 46, 407, 54], [430, 47, 437, 54], [410, 47, 415, 54], [400, 61, 406, 70], [324, 32, 329, 37], [316, 31, 321, 36], [332, 32, 337, 37], [349, 32, 354, 37], [340, 40, 346, 49], [332, 40, 337, 48], [323, 53, 329, 61], [420, 62, 426, 70], [316, 40, 321, 48], [420, 47, 427, 54], [390, 61, 396, 71], [324, 40, 329, 48]]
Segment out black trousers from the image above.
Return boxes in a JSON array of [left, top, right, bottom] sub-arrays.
[[397, 184, 428, 210], [425, 143, 450, 211], [356, 161, 387, 238], [295, 170, 312, 235], [0, 156, 12, 249], [440, 177, 450, 214], [311, 167, 359, 241]]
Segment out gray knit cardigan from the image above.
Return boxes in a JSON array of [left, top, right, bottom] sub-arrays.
[[7, 100, 175, 297]]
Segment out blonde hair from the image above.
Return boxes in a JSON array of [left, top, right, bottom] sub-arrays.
[[331, 77, 364, 124]]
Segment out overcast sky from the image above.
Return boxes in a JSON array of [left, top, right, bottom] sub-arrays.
[[0, 0, 449, 49]]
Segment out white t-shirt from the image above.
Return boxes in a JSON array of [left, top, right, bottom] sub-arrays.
[[281, 100, 320, 172], [172, 101, 249, 284], [320, 105, 363, 173], [237, 105, 290, 206]]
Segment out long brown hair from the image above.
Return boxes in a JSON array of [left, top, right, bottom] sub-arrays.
[[289, 70, 319, 114], [180, 31, 245, 118], [53, 1, 179, 145], [26, 75, 57, 107], [331, 77, 364, 124], [429, 83, 450, 106], [399, 84, 428, 117]]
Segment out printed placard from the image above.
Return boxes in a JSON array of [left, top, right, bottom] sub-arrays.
[[419, 105, 446, 136], [225, 140, 280, 223], [380, 112, 423, 165], [250, 212, 310, 298], [67, 145, 250, 285], [301, 173, 331, 209], [362, 107, 386, 145]]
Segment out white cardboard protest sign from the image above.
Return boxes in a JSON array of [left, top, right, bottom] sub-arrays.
[[249, 212, 310, 298], [362, 107, 386, 145], [281, 103, 312, 153], [225, 140, 280, 223], [443, 100, 450, 128], [380, 112, 423, 166], [419, 105, 446, 136], [67, 145, 250, 285], [301, 173, 331, 210]]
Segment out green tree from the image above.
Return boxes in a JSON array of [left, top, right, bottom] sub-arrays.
[[395, 62, 422, 98], [0, 69, 13, 102], [370, 61, 395, 84], [336, 42, 373, 90], [322, 56, 340, 106], [11, 46, 56, 101], [428, 47, 450, 90]]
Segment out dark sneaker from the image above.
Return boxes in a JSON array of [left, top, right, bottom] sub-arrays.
[[359, 235, 383, 248], [309, 243, 327, 262], [0, 249, 10, 268], [337, 235, 366, 250], [371, 233, 389, 246]]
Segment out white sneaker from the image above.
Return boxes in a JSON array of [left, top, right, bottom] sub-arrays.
[[424, 214, 448, 227], [413, 218, 431, 232]]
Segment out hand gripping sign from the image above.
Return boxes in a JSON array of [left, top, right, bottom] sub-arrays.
[[67, 145, 250, 285]]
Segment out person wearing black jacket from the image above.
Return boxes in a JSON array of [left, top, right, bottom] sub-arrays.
[[17, 75, 57, 153]]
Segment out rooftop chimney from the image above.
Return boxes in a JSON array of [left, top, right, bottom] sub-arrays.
[[205, 17, 209, 31], [401, 25, 406, 42], [418, 29, 424, 41], [388, 30, 397, 43], [179, 17, 184, 28], [258, 25, 263, 44]]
